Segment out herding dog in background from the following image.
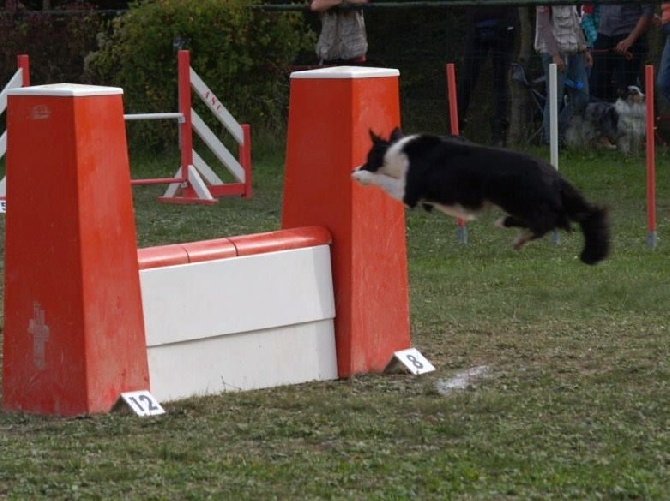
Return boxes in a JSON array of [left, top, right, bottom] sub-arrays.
[[352, 128, 610, 265], [566, 85, 646, 154]]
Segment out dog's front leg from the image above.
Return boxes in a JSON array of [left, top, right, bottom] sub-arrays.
[[352, 169, 405, 201]]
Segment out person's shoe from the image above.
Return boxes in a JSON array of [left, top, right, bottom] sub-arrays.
[[457, 118, 468, 135], [595, 136, 617, 150], [492, 137, 506, 148], [491, 118, 509, 148]]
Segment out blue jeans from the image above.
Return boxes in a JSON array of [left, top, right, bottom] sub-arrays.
[[541, 52, 590, 144], [657, 24, 670, 103]]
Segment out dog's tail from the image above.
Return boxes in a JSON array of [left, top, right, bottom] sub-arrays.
[[560, 178, 610, 265]]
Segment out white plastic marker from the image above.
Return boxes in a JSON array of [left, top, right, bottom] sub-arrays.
[[389, 348, 435, 375], [118, 390, 165, 417]]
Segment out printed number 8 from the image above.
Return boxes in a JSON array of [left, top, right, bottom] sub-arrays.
[[406, 354, 423, 369]]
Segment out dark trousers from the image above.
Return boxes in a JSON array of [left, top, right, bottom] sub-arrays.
[[457, 26, 515, 129], [590, 33, 648, 102]]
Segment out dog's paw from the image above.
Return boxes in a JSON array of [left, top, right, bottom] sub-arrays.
[[351, 169, 374, 185], [494, 216, 506, 228]]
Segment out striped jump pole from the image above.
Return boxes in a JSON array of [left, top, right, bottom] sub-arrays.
[[0, 54, 31, 210]]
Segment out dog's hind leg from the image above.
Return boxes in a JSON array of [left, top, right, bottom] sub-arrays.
[[512, 230, 542, 250], [495, 215, 526, 228], [493, 215, 537, 250]]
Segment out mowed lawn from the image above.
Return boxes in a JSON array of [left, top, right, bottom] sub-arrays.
[[0, 142, 669, 499]]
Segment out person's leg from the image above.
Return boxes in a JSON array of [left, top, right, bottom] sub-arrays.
[[457, 33, 487, 132], [490, 28, 514, 146], [609, 33, 645, 96], [590, 34, 614, 101], [560, 52, 590, 144], [657, 25, 670, 103]]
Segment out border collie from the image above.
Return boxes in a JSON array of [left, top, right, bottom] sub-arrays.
[[352, 128, 610, 265], [566, 85, 646, 154]]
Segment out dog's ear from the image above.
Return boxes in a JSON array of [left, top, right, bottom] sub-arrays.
[[390, 127, 404, 142], [369, 129, 383, 144]]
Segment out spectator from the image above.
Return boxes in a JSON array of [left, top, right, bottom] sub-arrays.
[[657, 3, 670, 103], [310, 0, 368, 65], [534, 5, 592, 147], [589, 4, 653, 102], [580, 4, 600, 78], [457, 7, 518, 147]]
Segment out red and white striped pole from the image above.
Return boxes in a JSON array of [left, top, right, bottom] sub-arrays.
[[17, 54, 30, 86], [177, 49, 193, 187], [240, 123, 253, 198]]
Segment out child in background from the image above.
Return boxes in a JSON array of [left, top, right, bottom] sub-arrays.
[[310, 0, 369, 65], [580, 4, 600, 78], [535, 4, 592, 147]]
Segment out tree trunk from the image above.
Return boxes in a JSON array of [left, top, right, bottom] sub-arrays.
[[509, 6, 534, 146]]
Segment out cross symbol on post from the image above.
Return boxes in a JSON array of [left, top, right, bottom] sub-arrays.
[[28, 303, 49, 370]]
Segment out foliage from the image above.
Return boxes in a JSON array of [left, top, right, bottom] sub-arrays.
[[85, 0, 315, 150], [0, 3, 105, 86]]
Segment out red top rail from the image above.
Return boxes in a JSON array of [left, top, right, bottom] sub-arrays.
[[138, 226, 332, 270]]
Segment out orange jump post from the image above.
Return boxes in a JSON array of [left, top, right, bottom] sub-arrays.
[[2, 84, 149, 416], [282, 67, 411, 377]]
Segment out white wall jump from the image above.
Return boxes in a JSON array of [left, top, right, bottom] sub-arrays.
[[140, 244, 338, 401]]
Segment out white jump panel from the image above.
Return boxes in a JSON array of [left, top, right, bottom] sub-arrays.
[[148, 320, 336, 401], [140, 245, 338, 401]]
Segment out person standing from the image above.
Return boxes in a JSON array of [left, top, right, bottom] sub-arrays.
[[535, 4, 592, 147], [457, 7, 518, 147], [309, 0, 368, 65], [589, 4, 653, 102], [580, 4, 600, 78], [657, 3, 670, 103]]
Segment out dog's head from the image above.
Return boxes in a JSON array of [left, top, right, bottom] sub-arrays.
[[351, 127, 408, 200], [619, 85, 645, 104], [356, 127, 404, 174]]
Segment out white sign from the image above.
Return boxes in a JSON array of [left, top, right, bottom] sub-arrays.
[[0, 199, 5, 213], [119, 390, 165, 417], [392, 348, 435, 375]]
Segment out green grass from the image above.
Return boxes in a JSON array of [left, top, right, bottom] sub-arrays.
[[1, 143, 669, 499]]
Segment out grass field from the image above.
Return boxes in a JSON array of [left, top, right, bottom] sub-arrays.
[[0, 141, 669, 499]]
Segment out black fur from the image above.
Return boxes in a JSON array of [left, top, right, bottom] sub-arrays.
[[358, 128, 610, 265]]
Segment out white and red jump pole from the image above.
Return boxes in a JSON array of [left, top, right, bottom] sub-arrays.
[[0, 51, 252, 208], [0, 54, 30, 209], [1, 66, 411, 415], [126, 50, 253, 204]]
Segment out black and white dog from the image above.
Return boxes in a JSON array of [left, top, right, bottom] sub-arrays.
[[352, 128, 610, 265], [566, 85, 646, 154]]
